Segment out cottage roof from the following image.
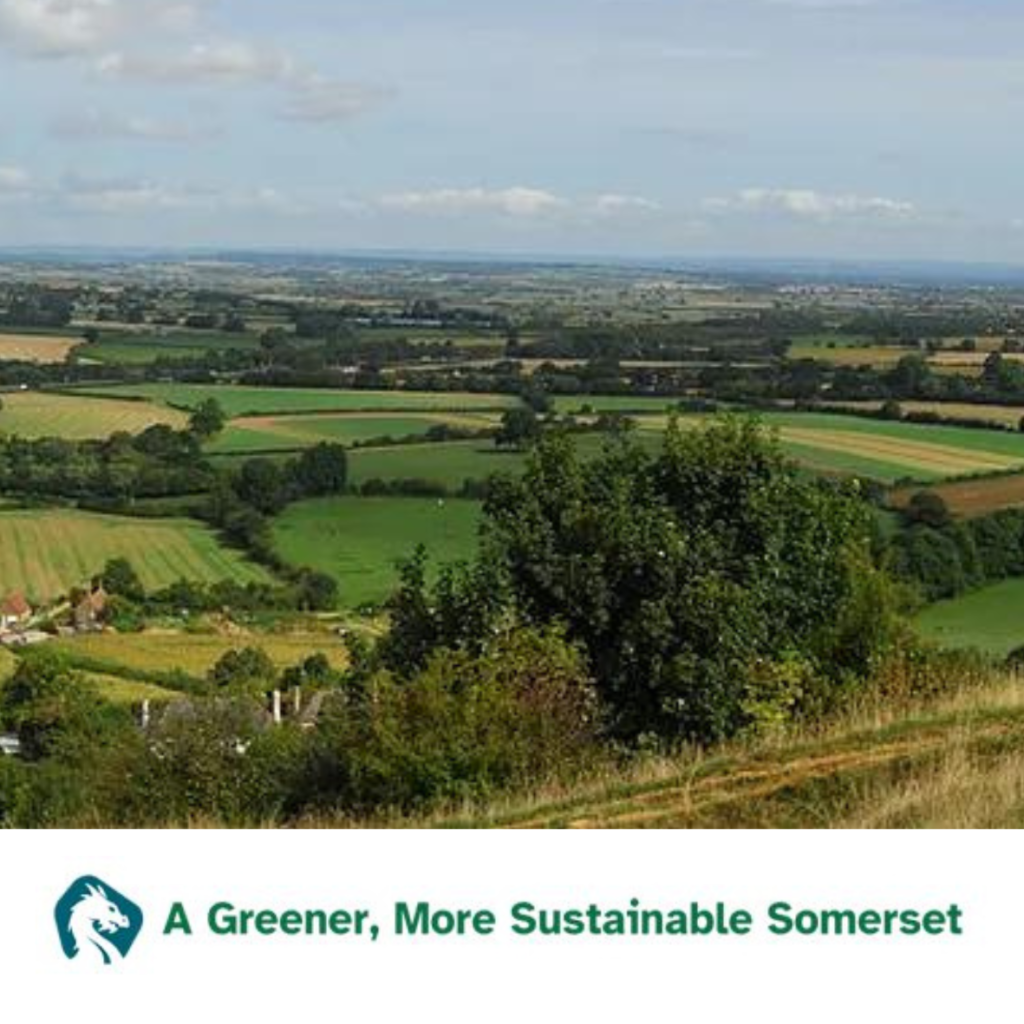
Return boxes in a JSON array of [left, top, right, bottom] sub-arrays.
[[1, 592, 31, 618]]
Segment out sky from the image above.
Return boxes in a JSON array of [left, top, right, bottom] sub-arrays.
[[1, 0, 1022, 261]]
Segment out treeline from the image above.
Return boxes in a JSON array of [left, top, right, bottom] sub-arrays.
[[202, 443, 349, 590], [889, 492, 1024, 602], [90, 557, 337, 627], [0, 426, 214, 503], [527, 319, 795, 363], [841, 309, 1024, 342]]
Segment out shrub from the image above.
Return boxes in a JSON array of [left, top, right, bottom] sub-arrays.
[[307, 627, 599, 811]]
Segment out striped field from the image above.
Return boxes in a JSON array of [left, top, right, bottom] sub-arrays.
[[209, 411, 499, 454], [633, 412, 1024, 483], [74, 384, 518, 418], [0, 392, 187, 439], [51, 631, 348, 678], [0, 509, 269, 602]]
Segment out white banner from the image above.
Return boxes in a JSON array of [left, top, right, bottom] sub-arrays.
[[0, 831, 1008, 1022]]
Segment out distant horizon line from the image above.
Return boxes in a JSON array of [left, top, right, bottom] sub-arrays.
[[3, 245, 1024, 283]]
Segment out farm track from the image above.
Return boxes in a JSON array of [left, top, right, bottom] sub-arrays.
[[497, 712, 1024, 829]]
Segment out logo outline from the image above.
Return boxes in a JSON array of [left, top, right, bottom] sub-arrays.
[[54, 876, 143, 965]]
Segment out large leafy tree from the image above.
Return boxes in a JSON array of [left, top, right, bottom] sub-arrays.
[[478, 417, 897, 742]]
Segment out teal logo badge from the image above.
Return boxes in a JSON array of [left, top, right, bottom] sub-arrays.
[[55, 877, 143, 965]]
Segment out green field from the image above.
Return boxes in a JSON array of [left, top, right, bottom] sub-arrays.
[[0, 391, 187, 439], [553, 395, 696, 414], [82, 672, 183, 706], [272, 496, 482, 606], [0, 509, 269, 602], [75, 384, 518, 418], [631, 411, 1024, 483], [209, 411, 498, 454], [78, 330, 262, 365], [348, 431, 664, 487], [51, 631, 348, 679], [916, 579, 1024, 657]]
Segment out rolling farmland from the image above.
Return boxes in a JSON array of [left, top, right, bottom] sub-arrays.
[[0, 391, 187, 439], [634, 412, 1024, 484], [0, 509, 269, 601], [77, 384, 518, 417]]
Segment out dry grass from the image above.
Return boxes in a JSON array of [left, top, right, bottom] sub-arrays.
[[890, 474, 1024, 517], [0, 333, 80, 363], [338, 676, 1024, 830], [51, 629, 349, 678]]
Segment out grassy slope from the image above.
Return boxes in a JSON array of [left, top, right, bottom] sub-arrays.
[[425, 679, 1024, 829], [272, 497, 482, 606], [917, 578, 1024, 657], [0, 509, 269, 602]]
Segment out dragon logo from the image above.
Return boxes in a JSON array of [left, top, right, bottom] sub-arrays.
[[54, 876, 143, 965]]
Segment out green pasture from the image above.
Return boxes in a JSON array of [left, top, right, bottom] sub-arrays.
[[272, 496, 482, 606]]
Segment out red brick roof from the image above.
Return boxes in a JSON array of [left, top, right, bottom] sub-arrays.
[[1, 592, 31, 618]]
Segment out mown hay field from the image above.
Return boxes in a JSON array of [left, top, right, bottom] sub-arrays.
[[0, 332, 80, 363], [788, 344, 911, 367], [51, 631, 348, 678], [272, 496, 483, 607], [635, 412, 1024, 483], [75, 384, 518, 418], [0, 509, 269, 602], [209, 411, 499, 454], [890, 474, 1024, 518], [0, 391, 187, 439]]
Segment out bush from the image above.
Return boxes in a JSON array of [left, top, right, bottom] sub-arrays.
[[307, 627, 599, 812]]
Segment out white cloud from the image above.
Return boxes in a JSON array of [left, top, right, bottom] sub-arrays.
[[379, 187, 566, 218], [593, 193, 661, 215], [96, 42, 390, 124], [0, 0, 200, 57], [50, 107, 219, 142], [96, 41, 294, 85], [705, 187, 917, 221]]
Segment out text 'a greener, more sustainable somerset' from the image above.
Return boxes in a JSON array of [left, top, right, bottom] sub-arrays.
[[161, 900, 965, 941]]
